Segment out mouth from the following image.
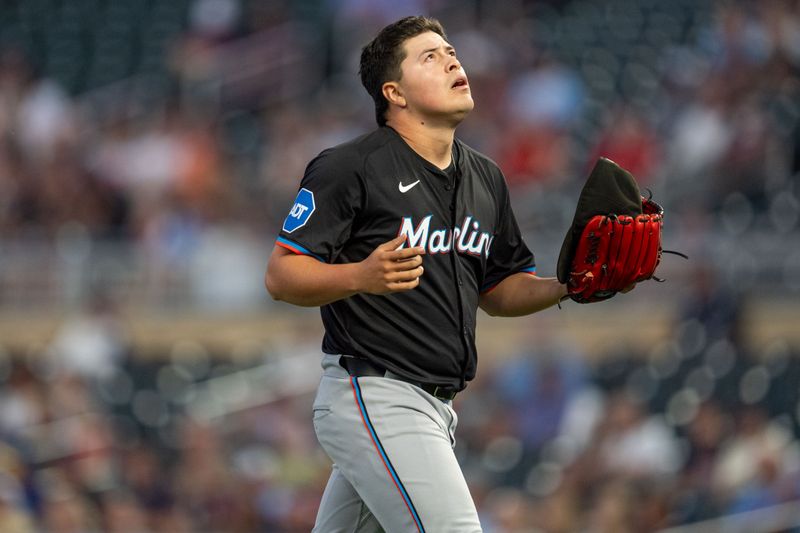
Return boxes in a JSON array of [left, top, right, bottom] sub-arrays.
[[451, 76, 469, 89]]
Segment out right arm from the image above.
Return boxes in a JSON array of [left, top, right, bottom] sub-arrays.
[[265, 235, 425, 307]]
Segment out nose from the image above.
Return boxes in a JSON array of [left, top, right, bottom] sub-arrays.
[[447, 56, 461, 72]]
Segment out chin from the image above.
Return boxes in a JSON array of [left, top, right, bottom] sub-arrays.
[[424, 99, 474, 125], [454, 100, 475, 119], [446, 108, 473, 128], [457, 95, 475, 112]]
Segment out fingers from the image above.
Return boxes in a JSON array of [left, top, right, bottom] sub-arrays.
[[394, 254, 423, 270], [387, 277, 421, 292], [364, 236, 426, 294], [378, 235, 409, 251], [377, 235, 425, 258], [386, 265, 424, 282], [387, 245, 426, 261]]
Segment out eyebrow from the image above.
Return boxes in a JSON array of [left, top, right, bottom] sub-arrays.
[[418, 45, 455, 59]]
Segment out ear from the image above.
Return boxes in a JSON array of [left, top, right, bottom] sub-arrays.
[[382, 81, 406, 109]]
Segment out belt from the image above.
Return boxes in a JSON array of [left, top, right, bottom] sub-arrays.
[[338, 356, 458, 401]]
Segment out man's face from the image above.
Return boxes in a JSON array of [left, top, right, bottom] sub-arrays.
[[391, 31, 473, 124]]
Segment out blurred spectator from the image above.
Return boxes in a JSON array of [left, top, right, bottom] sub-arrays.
[[664, 91, 732, 203], [589, 106, 661, 183], [172, 421, 259, 532], [48, 292, 130, 381], [592, 391, 682, 478], [495, 121, 572, 189], [684, 401, 731, 489], [118, 447, 171, 512], [0, 470, 34, 533], [495, 57, 582, 188], [585, 478, 637, 533], [0, 359, 42, 441], [491, 335, 588, 455], [680, 260, 744, 346], [188, 0, 242, 42], [712, 406, 800, 499], [101, 490, 149, 533], [15, 79, 77, 165], [40, 493, 100, 533]]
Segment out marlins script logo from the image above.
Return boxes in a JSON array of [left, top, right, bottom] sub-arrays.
[[397, 215, 493, 257]]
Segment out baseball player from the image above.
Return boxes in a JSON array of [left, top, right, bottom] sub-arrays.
[[266, 16, 568, 532]]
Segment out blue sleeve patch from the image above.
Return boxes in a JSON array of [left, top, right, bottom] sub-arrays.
[[282, 188, 315, 233]]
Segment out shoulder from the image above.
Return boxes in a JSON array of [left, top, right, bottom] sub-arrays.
[[456, 139, 508, 197], [300, 129, 395, 200], [308, 128, 395, 174], [457, 139, 504, 177]]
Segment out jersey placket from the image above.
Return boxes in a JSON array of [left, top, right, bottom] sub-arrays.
[[443, 164, 472, 391]]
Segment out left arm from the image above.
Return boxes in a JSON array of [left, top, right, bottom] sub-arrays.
[[479, 273, 568, 317]]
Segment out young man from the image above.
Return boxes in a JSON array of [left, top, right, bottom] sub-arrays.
[[266, 16, 567, 532]]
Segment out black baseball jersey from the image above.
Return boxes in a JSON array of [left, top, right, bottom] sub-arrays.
[[276, 126, 535, 390]]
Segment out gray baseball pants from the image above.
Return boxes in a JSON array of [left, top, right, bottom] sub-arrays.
[[311, 354, 483, 532]]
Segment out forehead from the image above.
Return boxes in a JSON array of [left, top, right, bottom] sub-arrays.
[[402, 31, 450, 57]]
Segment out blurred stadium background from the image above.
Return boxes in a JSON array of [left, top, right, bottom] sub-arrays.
[[0, 0, 799, 531]]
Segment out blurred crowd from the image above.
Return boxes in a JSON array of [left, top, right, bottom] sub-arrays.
[[0, 0, 799, 531], [0, 273, 799, 532], [0, 0, 798, 252]]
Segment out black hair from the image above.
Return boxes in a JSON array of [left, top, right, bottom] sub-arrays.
[[359, 16, 447, 126]]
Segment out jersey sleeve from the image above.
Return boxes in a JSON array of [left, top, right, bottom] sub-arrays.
[[481, 178, 536, 293], [276, 148, 363, 263]]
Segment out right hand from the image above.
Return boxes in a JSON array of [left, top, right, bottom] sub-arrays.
[[355, 235, 425, 295]]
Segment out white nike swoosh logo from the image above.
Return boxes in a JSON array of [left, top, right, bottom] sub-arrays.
[[398, 180, 420, 193]]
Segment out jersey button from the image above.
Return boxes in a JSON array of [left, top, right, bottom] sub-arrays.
[[458, 277, 463, 286]]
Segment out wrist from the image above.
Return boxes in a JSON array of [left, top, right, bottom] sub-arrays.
[[343, 262, 364, 295], [559, 282, 569, 298]]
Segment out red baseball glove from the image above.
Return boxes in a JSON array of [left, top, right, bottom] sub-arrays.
[[565, 196, 664, 303], [557, 158, 683, 304]]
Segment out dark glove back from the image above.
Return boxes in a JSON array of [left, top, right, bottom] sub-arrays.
[[557, 158, 665, 304]]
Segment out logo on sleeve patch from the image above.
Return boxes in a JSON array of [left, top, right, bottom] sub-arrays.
[[283, 188, 315, 233]]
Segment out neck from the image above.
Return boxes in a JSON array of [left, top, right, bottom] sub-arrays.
[[387, 116, 455, 170]]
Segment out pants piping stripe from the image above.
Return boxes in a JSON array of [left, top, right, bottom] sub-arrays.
[[350, 376, 425, 533]]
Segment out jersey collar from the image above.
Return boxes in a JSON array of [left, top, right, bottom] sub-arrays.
[[383, 126, 466, 179]]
